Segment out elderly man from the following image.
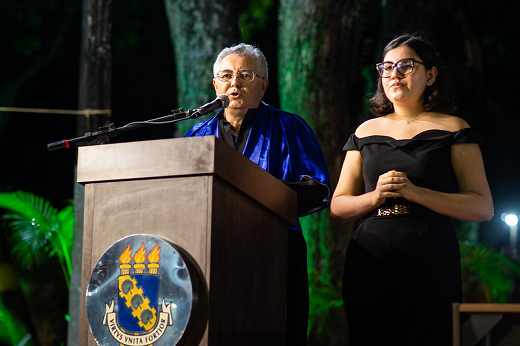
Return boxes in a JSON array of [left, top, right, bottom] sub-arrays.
[[185, 43, 330, 345]]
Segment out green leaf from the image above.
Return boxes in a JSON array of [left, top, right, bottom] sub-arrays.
[[0, 297, 34, 345], [460, 241, 520, 303], [0, 191, 73, 289]]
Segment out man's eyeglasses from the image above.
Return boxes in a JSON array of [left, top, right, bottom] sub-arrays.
[[215, 70, 265, 83], [375, 58, 425, 78]]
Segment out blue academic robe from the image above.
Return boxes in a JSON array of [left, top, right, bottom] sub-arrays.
[[186, 101, 329, 344], [185, 101, 331, 224]]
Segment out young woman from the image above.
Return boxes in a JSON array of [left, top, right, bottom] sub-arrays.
[[330, 34, 493, 345]]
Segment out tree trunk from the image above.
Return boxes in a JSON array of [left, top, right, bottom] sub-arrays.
[[69, 1, 112, 345], [163, 0, 239, 136], [278, 0, 370, 343], [77, 0, 113, 137]]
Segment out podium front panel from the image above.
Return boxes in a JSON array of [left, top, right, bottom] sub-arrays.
[[78, 137, 294, 346]]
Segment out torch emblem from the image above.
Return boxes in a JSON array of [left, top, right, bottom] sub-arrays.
[[102, 242, 173, 345], [86, 234, 194, 346]]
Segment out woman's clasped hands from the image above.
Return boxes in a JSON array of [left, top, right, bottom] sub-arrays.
[[372, 170, 411, 205]]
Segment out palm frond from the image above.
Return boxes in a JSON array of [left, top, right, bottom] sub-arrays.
[[460, 241, 520, 303], [57, 205, 74, 254], [0, 297, 34, 346], [0, 191, 58, 229], [3, 213, 49, 269], [0, 191, 74, 288], [47, 205, 74, 286]]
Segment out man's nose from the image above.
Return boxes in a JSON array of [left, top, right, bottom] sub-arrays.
[[230, 73, 242, 87]]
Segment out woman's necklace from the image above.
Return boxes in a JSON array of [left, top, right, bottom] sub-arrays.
[[392, 112, 426, 124]]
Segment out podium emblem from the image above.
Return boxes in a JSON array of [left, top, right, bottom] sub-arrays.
[[86, 235, 195, 346]]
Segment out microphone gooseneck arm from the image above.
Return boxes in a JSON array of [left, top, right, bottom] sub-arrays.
[[47, 95, 230, 151]]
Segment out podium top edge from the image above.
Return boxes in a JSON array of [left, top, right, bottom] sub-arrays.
[[77, 137, 223, 182], [77, 136, 297, 225]]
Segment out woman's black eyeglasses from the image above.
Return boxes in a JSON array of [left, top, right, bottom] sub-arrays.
[[375, 58, 425, 78]]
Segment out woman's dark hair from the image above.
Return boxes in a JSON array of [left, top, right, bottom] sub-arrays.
[[369, 33, 457, 116]]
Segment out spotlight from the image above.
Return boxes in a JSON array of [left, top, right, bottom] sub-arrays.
[[504, 214, 519, 227]]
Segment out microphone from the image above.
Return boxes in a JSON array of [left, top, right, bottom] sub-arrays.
[[192, 94, 230, 117]]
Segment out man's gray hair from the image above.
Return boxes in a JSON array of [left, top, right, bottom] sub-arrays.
[[213, 43, 268, 78]]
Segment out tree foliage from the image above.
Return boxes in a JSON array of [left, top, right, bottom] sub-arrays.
[[460, 241, 520, 303], [0, 191, 73, 346], [1, 1, 519, 345], [0, 191, 74, 289], [0, 297, 34, 346]]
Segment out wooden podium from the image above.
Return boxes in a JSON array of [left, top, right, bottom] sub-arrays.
[[76, 136, 297, 346]]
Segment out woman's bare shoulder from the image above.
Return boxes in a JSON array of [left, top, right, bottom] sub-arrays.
[[354, 117, 384, 137], [429, 113, 470, 131]]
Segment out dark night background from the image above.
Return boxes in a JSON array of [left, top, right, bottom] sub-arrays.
[[1, 1, 176, 203], [0, 1, 520, 270], [2, 0, 518, 249], [1, 0, 520, 344]]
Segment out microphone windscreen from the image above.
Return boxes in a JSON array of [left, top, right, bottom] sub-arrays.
[[217, 94, 230, 108]]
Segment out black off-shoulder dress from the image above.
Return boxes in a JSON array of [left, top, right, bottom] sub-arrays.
[[342, 128, 483, 346]]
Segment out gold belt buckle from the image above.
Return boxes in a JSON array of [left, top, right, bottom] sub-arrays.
[[377, 205, 411, 216]]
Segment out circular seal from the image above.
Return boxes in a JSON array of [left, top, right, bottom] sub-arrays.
[[86, 234, 198, 346]]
